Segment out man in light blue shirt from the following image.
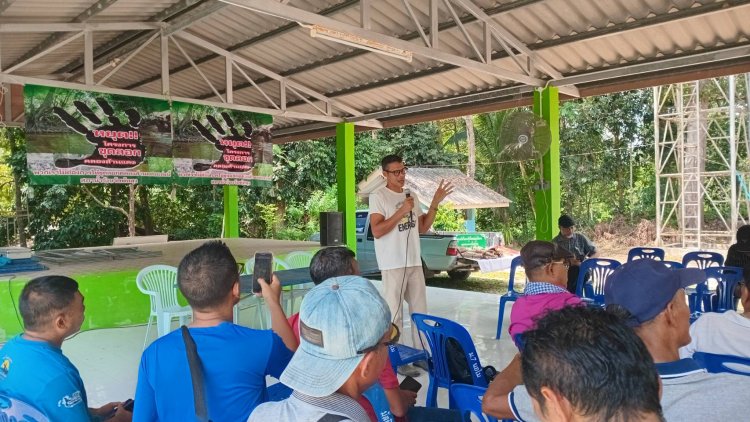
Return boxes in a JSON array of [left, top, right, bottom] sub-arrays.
[[0, 275, 131, 421]]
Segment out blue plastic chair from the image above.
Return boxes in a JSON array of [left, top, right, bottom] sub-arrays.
[[363, 384, 396, 422], [495, 256, 524, 339], [575, 258, 621, 305], [388, 343, 428, 374], [662, 260, 684, 269], [412, 313, 489, 408], [705, 266, 743, 312], [682, 251, 724, 269], [449, 384, 498, 422], [693, 352, 750, 376], [627, 247, 665, 262]]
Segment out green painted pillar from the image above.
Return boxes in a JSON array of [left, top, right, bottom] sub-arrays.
[[336, 122, 357, 253], [533, 87, 561, 241], [223, 185, 240, 238]]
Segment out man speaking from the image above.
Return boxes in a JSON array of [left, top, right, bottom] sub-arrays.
[[369, 155, 453, 353]]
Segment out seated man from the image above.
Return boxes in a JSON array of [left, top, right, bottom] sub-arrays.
[[521, 306, 664, 422], [0, 275, 131, 421], [483, 259, 750, 421], [134, 241, 296, 421], [552, 214, 598, 293], [287, 247, 446, 421], [680, 262, 750, 359], [508, 240, 582, 345], [249, 276, 395, 422]]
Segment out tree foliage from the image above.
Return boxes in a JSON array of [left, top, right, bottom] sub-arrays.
[[1, 89, 659, 249]]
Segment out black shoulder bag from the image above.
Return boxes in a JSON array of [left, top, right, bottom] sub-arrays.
[[181, 326, 212, 422]]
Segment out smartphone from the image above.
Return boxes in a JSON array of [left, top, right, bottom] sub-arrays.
[[399, 375, 422, 393], [253, 252, 274, 293], [122, 399, 134, 412]]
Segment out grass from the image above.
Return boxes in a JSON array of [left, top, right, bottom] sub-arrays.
[[425, 270, 513, 295]]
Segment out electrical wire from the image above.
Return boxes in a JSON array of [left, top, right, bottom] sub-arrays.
[[392, 207, 412, 328], [6, 275, 21, 329]]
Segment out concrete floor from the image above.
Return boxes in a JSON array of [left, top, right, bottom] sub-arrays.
[[62, 279, 518, 409]]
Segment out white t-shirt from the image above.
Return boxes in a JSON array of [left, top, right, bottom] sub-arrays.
[[369, 187, 424, 271], [680, 311, 750, 359]]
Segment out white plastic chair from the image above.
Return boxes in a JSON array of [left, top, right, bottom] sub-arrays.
[[136, 265, 192, 349], [283, 251, 314, 269], [280, 251, 315, 314], [239, 257, 271, 329]]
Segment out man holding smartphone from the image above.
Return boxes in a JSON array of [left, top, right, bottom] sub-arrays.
[[369, 155, 453, 353], [134, 241, 296, 421]]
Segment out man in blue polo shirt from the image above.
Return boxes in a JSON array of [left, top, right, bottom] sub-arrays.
[[134, 241, 296, 421], [0, 275, 131, 421]]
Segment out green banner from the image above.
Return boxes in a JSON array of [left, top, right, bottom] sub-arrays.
[[23, 85, 275, 186], [172, 101, 273, 186], [24, 85, 173, 185], [456, 233, 487, 248]]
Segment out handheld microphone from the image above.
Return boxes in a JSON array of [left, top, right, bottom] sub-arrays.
[[404, 188, 412, 219]]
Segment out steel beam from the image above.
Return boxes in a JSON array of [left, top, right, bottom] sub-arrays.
[[4, 0, 121, 71], [272, 2, 750, 110], [3, 32, 84, 74], [173, 30, 378, 123], [56, 0, 206, 75], [0, 73, 374, 125], [0, 22, 160, 33], [164, 0, 228, 36], [126, 0, 534, 92], [220, 0, 546, 88], [0, 0, 14, 15]]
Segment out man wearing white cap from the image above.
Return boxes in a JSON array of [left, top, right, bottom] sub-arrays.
[[248, 275, 396, 422]]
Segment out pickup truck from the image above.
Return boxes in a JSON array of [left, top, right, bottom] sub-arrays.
[[354, 210, 502, 281]]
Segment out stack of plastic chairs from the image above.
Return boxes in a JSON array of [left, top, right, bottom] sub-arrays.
[[705, 266, 743, 313], [136, 265, 192, 349], [280, 251, 315, 314], [682, 252, 725, 317], [239, 257, 273, 329], [495, 256, 524, 339]]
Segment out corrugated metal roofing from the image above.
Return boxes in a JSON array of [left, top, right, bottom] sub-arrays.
[[358, 167, 511, 209], [1, 0, 749, 140]]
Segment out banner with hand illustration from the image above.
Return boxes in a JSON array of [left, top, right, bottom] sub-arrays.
[[172, 101, 273, 186], [24, 84, 173, 185]]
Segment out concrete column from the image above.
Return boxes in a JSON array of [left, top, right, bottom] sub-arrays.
[[336, 123, 357, 252], [533, 87, 561, 241]]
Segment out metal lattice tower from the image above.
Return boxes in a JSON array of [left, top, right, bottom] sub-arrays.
[[654, 75, 750, 248]]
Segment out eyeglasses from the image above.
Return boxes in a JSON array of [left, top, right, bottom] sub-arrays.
[[384, 167, 408, 176], [358, 323, 400, 354], [550, 261, 570, 270], [237, 262, 246, 274]]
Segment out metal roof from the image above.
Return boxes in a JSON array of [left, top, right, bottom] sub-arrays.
[[1, 0, 749, 141], [358, 167, 511, 209]]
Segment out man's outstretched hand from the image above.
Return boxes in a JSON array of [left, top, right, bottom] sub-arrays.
[[431, 179, 455, 208]]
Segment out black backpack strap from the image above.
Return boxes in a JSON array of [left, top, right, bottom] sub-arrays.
[[317, 414, 348, 422], [181, 326, 210, 422]]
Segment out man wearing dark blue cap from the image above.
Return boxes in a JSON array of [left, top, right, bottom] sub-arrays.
[[482, 259, 750, 421], [604, 259, 750, 420]]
